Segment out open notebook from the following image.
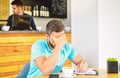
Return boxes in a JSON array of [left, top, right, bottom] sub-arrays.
[[74, 68, 98, 75]]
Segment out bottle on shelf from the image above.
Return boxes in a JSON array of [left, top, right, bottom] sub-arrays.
[[27, 6, 32, 16], [44, 7, 47, 17], [36, 5, 39, 16], [46, 8, 49, 17], [23, 6, 28, 14], [33, 6, 36, 16], [40, 6, 44, 17], [40, 6, 42, 16], [30, 5, 49, 17]]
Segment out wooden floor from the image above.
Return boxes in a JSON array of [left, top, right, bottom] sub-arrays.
[[0, 32, 71, 78]]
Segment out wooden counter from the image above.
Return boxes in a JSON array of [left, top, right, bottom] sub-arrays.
[[0, 31, 71, 78]]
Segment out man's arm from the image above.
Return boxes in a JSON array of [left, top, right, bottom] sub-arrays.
[[71, 53, 88, 72], [30, 17, 37, 30], [6, 15, 12, 27], [35, 34, 66, 75], [35, 47, 61, 75]]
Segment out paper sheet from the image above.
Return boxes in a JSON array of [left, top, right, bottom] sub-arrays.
[[74, 68, 98, 75]]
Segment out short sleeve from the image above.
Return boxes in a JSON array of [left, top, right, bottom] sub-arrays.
[[31, 41, 46, 61], [67, 44, 78, 60]]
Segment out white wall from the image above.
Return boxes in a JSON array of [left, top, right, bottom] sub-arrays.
[[72, 0, 120, 69], [71, 0, 98, 67], [99, 0, 120, 69]]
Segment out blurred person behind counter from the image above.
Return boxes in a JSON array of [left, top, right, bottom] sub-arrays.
[[6, 0, 37, 30]]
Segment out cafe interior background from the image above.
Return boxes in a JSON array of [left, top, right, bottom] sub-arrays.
[[0, 0, 120, 76]]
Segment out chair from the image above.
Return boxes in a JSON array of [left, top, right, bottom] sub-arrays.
[[16, 62, 30, 78]]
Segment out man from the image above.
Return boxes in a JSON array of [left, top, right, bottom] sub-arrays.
[[26, 20, 88, 78], [6, 0, 36, 30]]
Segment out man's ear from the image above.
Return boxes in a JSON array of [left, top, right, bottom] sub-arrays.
[[45, 33, 49, 39]]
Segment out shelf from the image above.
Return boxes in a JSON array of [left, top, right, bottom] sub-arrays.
[[22, 0, 67, 18]]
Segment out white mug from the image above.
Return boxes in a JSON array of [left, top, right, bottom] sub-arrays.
[[62, 67, 74, 77]]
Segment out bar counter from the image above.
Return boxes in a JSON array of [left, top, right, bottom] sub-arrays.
[[0, 31, 41, 33], [0, 31, 71, 78]]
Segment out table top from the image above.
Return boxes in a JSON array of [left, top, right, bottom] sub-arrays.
[[32, 69, 120, 78]]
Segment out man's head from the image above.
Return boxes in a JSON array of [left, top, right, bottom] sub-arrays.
[[11, 0, 23, 15], [46, 20, 65, 36], [46, 20, 65, 49]]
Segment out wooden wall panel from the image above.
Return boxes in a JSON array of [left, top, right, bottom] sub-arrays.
[[0, 0, 9, 20]]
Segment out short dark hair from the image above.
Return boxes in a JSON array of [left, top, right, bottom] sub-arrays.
[[11, 0, 23, 6], [46, 20, 65, 35]]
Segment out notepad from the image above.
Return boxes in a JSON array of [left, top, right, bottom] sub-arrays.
[[74, 68, 98, 75]]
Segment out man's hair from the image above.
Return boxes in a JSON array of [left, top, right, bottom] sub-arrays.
[[11, 0, 23, 6], [46, 20, 65, 35]]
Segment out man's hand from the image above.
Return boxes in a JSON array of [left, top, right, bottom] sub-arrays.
[[71, 54, 88, 72], [76, 60, 88, 72], [51, 34, 67, 48]]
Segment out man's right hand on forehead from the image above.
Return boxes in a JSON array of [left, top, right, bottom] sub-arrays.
[[50, 34, 67, 48]]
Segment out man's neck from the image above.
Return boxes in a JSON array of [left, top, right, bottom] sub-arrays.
[[18, 11, 23, 15], [47, 41, 54, 50]]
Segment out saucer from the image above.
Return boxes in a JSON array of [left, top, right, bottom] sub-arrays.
[[60, 74, 74, 78]]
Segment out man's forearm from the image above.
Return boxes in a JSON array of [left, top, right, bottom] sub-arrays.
[[39, 46, 62, 75]]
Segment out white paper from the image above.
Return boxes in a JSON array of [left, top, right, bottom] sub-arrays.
[[74, 68, 97, 75]]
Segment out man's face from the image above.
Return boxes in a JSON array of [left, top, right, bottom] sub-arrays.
[[47, 31, 65, 49], [12, 5, 21, 14]]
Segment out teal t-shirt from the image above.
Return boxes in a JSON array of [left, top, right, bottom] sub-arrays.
[[27, 39, 77, 78]]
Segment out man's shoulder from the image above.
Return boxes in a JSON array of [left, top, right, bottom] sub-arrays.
[[23, 13, 34, 19], [63, 42, 74, 50], [23, 13, 32, 17], [23, 13, 30, 16], [7, 14, 13, 19], [9, 14, 13, 17], [32, 39, 46, 46]]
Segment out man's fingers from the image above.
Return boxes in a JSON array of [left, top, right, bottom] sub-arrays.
[[77, 61, 88, 72]]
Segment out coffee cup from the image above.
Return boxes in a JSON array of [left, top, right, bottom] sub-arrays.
[[62, 67, 74, 77]]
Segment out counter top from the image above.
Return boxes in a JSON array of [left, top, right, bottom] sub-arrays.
[[0, 31, 71, 34], [0, 31, 71, 37], [0, 31, 41, 33]]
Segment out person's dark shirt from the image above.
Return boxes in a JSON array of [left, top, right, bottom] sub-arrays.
[[6, 13, 37, 30]]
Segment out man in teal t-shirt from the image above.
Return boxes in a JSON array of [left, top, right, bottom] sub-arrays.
[[27, 20, 88, 78]]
